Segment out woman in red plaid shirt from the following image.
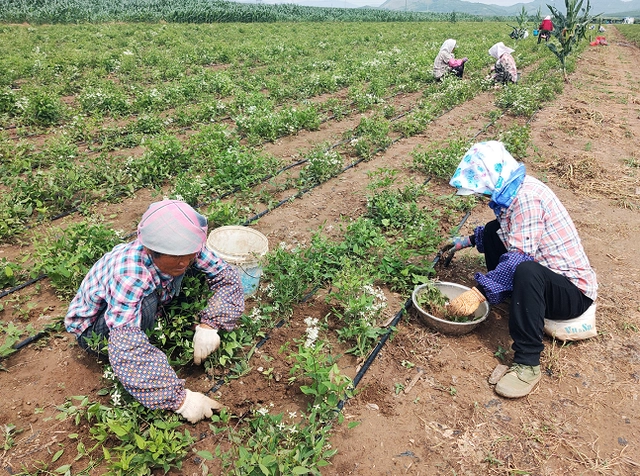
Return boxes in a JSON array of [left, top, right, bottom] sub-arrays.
[[443, 142, 597, 398]]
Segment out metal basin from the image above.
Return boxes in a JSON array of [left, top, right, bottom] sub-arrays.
[[411, 281, 489, 336]]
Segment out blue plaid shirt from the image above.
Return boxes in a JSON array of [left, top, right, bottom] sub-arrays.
[[65, 239, 244, 409]]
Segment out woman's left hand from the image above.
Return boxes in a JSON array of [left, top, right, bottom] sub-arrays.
[[193, 325, 221, 365]]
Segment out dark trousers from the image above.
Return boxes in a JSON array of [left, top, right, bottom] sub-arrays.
[[482, 220, 593, 366], [451, 63, 465, 78], [538, 30, 551, 44]]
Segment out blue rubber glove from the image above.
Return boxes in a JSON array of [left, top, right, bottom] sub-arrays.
[[440, 235, 474, 266], [441, 235, 473, 253]]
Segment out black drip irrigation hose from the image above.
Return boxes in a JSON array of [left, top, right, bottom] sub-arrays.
[[13, 331, 47, 350], [336, 299, 412, 412], [194, 157, 310, 210], [333, 210, 470, 414], [242, 155, 368, 226], [6, 320, 63, 355], [0, 274, 47, 300]]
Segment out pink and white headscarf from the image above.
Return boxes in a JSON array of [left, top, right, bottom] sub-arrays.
[[137, 200, 208, 255], [488, 42, 515, 60]]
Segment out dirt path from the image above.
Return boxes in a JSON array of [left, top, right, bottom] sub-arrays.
[[1, 27, 640, 476], [326, 28, 640, 475]]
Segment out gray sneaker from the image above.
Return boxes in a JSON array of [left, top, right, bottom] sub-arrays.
[[494, 364, 541, 398]]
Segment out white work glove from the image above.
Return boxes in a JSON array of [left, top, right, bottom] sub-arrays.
[[176, 389, 222, 423], [193, 325, 221, 365]]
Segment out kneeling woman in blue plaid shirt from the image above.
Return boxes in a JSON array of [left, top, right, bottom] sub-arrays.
[[65, 200, 245, 423]]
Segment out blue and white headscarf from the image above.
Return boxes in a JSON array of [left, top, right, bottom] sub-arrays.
[[449, 141, 526, 216]]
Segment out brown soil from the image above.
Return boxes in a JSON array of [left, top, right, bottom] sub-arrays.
[[2, 27, 640, 476]]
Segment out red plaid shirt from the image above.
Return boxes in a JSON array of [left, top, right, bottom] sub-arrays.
[[476, 176, 597, 304]]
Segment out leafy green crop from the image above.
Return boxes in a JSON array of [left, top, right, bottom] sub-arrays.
[[31, 220, 122, 299]]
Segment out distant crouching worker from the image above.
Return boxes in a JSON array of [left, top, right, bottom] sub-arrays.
[[538, 15, 554, 43], [487, 42, 518, 84], [433, 39, 469, 80]]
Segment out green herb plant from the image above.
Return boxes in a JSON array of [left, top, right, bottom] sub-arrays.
[[289, 338, 353, 419], [298, 146, 344, 187], [416, 282, 476, 323], [56, 392, 194, 475], [31, 220, 122, 299], [2, 423, 20, 451], [411, 138, 469, 179], [213, 405, 337, 476], [326, 259, 387, 357]]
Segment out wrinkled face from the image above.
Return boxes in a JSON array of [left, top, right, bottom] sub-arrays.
[[152, 252, 197, 277]]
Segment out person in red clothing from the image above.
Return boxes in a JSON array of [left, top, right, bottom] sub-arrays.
[[538, 15, 553, 43]]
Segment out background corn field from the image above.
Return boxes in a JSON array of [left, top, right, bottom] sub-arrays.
[[0, 0, 506, 24]]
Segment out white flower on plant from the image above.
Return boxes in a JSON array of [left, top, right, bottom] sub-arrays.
[[304, 317, 319, 348], [122, 50, 134, 56], [264, 283, 275, 298], [288, 411, 297, 419], [111, 389, 122, 406], [256, 407, 269, 416], [15, 97, 28, 112], [288, 427, 298, 434], [102, 368, 115, 380], [249, 307, 261, 320], [277, 422, 286, 430]]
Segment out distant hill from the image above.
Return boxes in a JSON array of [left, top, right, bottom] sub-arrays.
[[378, 0, 640, 17]]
